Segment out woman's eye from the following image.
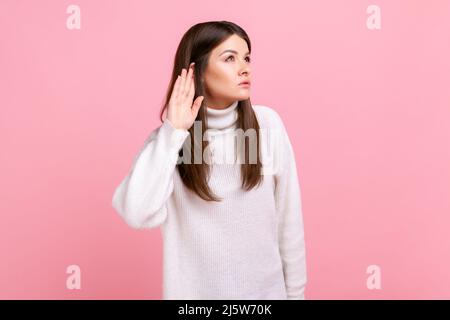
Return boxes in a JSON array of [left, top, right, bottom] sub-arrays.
[[225, 56, 251, 62]]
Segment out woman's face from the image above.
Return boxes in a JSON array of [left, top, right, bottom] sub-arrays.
[[202, 34, 251, 109]]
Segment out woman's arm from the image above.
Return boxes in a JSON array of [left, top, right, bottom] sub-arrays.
[[112, 118, 189, 229], [112, 64, 201, 229], [274, 113, 308, 300]]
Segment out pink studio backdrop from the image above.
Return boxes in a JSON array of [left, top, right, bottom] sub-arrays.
[[1, 0, 449, 299]]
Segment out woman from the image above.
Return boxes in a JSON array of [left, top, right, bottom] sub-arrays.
[[112, 20, 307, 300]]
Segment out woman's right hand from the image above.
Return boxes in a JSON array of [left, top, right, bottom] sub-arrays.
[[166, 62, 204, 131]]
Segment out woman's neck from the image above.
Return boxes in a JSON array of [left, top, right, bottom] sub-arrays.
[[206, 100, 239, 130]]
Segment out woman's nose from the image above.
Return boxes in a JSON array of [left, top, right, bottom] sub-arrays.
[[240, 64, 250, 75]]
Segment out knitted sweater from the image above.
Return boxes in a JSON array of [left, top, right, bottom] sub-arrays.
[[112, 101, 307, 300]]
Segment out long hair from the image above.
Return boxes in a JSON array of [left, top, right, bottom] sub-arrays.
[[159, 21, 263, 202]]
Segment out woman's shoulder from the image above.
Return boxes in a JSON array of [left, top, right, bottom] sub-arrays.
[[252, 104, 285, 131]]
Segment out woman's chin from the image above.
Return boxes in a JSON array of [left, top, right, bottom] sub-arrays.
[[235, 92, 251, 100]]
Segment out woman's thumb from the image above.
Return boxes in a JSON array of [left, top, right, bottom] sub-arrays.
[[192, 96, 204, 115]]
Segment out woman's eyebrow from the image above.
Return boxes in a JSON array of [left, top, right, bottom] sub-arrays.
[[219, 49, 250, 56]]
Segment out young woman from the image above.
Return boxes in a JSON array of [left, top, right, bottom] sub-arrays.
[[112, 21, 307, 300]]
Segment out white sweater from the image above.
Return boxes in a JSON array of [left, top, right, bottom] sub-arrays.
[[112, 101, 307, 300]]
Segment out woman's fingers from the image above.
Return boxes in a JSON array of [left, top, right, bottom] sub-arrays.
[[170, 75, 181, 103], [191, 95, 204, 117], [180, 68, 187, 97], [188, 75, 195, 100], [170, 64, 195, 115], [185, 63, 195, 95]]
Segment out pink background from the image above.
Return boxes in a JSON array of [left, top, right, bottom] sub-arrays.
[[1, 0, 449, 299]]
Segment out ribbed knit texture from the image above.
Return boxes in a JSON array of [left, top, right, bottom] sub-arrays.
[[112, 102, 307, 300]]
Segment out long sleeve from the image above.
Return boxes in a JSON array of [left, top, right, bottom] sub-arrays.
[[112, 118, 189, 229], [274, 115, 308, 300]]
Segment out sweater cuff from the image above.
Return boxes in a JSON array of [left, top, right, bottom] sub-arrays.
[[160, 118, 190, 151]]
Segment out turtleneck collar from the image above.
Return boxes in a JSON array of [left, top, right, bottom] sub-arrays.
[[206, 100, 239, 130]]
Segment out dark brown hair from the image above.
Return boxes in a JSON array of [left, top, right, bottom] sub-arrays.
[[159, 21, 263, 201]]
